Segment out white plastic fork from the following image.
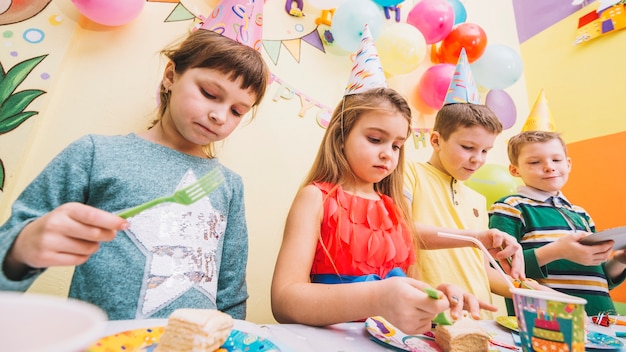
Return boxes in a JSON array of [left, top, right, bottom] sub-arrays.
[[437, 232, 516, 291]]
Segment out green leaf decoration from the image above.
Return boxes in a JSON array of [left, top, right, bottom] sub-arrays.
[[0, 89, 45, 123], [0, 55, 47, 104], [0, 111, 38, 134]]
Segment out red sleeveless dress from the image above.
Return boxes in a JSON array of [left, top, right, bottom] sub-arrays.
[[310, 182, 415, 279]]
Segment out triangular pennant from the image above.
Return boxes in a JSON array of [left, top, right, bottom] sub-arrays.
[[262, 40, 282, 65], [282, 39, 302, 63], [165, 3, 196, 22], [302, 28, 325, 53]]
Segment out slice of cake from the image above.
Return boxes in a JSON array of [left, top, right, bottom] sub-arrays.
[[155, 308, 234, 352], [434, 315, 490, 352]]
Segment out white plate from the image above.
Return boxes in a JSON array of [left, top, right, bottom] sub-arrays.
[[580, 226, 626, 250], [0, 292, 107, 352]]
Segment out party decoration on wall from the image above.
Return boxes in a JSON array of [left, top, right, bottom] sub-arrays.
[[575, 1, 626, 44], [0, 55, 48, 190], [406, 0, 454, 44], [521, 89, 557, 132], [0, 0, 52, 25], [383, 5, 402, 23], [262, 27, 325, 64], [200, 0, 264, 50], [330, 0, 382, 52], [485, 89, 517, 130], [344, 24, 387, 95], [285, 0, 305, 17], [376, 22, 427, 76], [444, 48, 480, 105], [71, 0, 145, 27], [433, 22, 487, 64], [269, 73, 333, 128], [471, 44, 523, 90], [466, 163, 518, 207]]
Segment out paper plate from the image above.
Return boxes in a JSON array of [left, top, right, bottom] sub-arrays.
[[495, 316, 519, 332], [365, 316, 442, 352], [86, 326, 281, 351], [586, 331, 624, 350], [0, 292, 107, 352]]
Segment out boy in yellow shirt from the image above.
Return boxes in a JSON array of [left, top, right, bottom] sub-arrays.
[[404, 49, 521, 319]]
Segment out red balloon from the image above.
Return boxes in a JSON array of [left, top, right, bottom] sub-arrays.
[[437, 23, 487, 64]]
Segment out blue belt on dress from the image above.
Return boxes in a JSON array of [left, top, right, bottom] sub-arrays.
[[310, 267, 406, 284]]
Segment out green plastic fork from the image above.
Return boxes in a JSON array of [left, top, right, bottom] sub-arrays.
[[118, 168, 224, 219]]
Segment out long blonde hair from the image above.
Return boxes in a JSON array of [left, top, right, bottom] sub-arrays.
[[303, 87, 414, 236]]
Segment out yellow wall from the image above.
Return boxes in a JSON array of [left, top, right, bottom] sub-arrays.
[[0, 0, 526, 323]]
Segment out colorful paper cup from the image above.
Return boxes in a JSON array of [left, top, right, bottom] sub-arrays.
[[510, 288, 586, 352]]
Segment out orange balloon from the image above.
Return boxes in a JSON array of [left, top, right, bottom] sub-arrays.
[[437, 23, 487, 64]]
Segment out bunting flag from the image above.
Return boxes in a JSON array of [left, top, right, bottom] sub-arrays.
[[162, 3, 325, 64]]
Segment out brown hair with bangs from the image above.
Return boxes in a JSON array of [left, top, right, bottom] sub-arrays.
[[152, 30, 270, 157]]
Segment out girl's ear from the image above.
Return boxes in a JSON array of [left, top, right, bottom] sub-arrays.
[[162, 61, 175, 90]]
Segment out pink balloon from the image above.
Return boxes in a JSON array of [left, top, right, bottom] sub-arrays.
[[72, 0, 144, 26], [418, 63, 456, 110], [407, 0, 455, 44], [485, 89, 517, 129]]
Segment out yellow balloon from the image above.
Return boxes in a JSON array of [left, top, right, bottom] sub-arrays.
[[376, 23, 427, 77]]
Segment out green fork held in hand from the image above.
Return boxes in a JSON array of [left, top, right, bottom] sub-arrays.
[[118, 168, 225, 219]]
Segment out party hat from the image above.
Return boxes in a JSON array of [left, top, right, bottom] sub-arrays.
[[200, 0, 263, 50], [344, 24, 388, 96], [521, 89, 557, 132], [443, 48, 480, 105]]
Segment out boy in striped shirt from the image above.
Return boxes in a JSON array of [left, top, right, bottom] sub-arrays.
[[489, 130, 626, 315]]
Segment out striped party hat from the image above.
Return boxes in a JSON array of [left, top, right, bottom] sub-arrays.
[[344, 24, 388, 96], [443, 48, 480, 105]]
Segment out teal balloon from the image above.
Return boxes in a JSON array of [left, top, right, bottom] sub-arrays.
[[372, 0, 403, 5], [471, 44, 524, 90], [466, 164, 518, 207], [331, 0, 383, 52], [447, 0, 466, 25]]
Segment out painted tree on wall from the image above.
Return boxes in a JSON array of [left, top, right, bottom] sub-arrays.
[[0, 55, 47, 191]]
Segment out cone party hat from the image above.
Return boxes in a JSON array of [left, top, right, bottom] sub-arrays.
[[521, 89, 557, 132], [200, 0, 263, 51], [344, 24, 388, 96], [443, 48, 480, 105]]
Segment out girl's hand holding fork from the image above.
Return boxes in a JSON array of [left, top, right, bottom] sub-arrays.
[[3, 202, 128, 280]]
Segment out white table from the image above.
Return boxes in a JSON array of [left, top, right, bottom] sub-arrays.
[[99, 318, 626, 351]]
